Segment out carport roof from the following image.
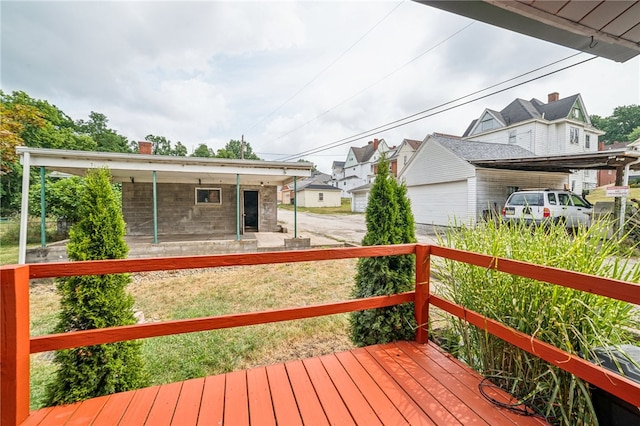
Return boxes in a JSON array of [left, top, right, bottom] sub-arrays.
[[17, 147, 312, 186], [471, 149, 640, 173]]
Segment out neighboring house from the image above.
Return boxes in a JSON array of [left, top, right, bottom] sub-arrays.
[[279, 171, 332, 204], [295, 183, 342, 208], [462, 92, 605, 194], [330, 161, 346, 195], [390, 138, 422, 175], [598, 141, 629, 187], [335, 138, 391, 194], [399, 134, 569, 227]]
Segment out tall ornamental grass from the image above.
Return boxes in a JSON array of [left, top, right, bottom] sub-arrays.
[[434, 220, 639, 425]]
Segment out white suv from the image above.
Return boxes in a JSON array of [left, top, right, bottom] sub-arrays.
[[501, 189, 593, 228]]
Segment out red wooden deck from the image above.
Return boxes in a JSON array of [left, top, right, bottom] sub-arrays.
[[21, 341, 546, 426]]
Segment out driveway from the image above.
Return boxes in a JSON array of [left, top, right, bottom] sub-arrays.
[[277, 209, 437, 246]]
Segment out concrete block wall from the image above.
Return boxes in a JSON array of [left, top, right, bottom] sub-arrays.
[[122, 183, 278, 235]]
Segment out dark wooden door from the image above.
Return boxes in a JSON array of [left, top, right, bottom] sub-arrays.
[[243, 191, 259, 232]]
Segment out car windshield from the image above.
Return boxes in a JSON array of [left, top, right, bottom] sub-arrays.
[[571, 194, 591, 208]]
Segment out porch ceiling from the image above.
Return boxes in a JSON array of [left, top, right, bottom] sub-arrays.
[[417, 0, 640, 62], [17, 147, 312, 186]]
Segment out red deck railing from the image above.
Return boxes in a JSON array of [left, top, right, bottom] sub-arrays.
[[2, 244, 639, 425]]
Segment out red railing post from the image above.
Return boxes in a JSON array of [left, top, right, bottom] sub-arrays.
[[1, 265, 31, 426], [414, 244, 430, 344]]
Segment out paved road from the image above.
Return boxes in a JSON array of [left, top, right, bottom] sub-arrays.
[[277, 209, 437, 245]]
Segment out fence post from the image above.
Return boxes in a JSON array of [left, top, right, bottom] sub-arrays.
[[1, 265, 31, 426], [415, 244, 430, 344]]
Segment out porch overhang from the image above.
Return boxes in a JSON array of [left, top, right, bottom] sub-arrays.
[[16, 147, 312, 186], [417, 0, 640, 63]]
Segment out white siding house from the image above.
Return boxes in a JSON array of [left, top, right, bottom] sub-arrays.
[[462, 93, 604, 194], [296, 184, 342, 208], [399, 134, 568, 227]]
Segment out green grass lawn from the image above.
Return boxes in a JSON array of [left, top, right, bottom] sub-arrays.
[[586, 186, 640, 204], [278, 197, 354, 214]]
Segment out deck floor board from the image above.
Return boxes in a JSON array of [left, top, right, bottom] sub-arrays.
[[22, 342, 547, 425]]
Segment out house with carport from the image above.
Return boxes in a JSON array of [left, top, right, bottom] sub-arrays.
[[399, 134, 569, 227]]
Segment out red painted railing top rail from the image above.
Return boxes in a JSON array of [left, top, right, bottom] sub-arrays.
[[2, 243, 640, 426]]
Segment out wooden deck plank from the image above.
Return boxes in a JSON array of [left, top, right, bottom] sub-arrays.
[[365, 344, 464, 425], [408, 342, 547, 425], [223, 370, 249, 426], [171, 378, 205, 426], [91, 390, 136, 426], [381, 343, 491, 425], [302, 357, 356, 425], [145, 381, 183, 426], [285, 360, 330, 426], [265, 363, 303, 426], [118, 385, 160, 425], [36, 402, 78, 425], [318, 354, 383, 426], [246, 367, 276, 426], [64, 395, 110, 425], [334, 351, 410, 425], [350, 347, 436, 426], [197, 374, 225, 426], [19, 407, 53, 426]]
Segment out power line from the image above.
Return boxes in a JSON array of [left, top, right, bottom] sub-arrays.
[[246, 0, 405, 133], [278, 54, 596, 161], [265, 20, 476, 146]]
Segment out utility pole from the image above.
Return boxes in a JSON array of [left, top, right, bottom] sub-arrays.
[[241, 134, 245, 160]]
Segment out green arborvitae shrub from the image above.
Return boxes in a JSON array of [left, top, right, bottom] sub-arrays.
[[350, 155, 417, 346], [46, 168, 146, 405]]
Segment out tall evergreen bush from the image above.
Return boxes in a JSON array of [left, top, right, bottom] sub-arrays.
[[47, 168, 146, 405], [350, 155, 416, 346]]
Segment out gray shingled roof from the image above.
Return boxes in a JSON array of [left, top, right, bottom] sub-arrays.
[[433, 135, 534, 161], [352, 143, 376, 163], [298, 183, 341, 192], [462, 94, 581, 136]]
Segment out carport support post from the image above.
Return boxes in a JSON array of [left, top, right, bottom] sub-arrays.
[[236, 174, 240, 241], [618, 163, 631, 239], [18, 152, 30, 264], [40, 166, 46, 247], [294, 176, 298, 239], [152, 171, 158, 244]]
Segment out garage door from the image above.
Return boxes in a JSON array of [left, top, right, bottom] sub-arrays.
[[353, 192, 368, 213], [408, 181, 468, 227]]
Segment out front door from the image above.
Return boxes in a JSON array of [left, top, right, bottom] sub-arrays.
[[243, 191, 259, 233]]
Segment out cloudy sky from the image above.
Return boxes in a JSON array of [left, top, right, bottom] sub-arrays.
[[2, 1, 639, 173]]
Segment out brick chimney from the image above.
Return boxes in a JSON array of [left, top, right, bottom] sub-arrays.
[[138, 141, 152, 155], [373, 138, 379, 150], [548, 92, 559, 103]]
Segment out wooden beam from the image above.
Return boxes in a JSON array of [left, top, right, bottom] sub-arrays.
[[1, 265, 30, 426], [414, 244, 430, 344], [31, 292, 415, 353]]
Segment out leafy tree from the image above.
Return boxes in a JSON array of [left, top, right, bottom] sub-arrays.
[[592, 105, 640, 143], [216, 139, 260, 160], [76, 112, 131, 153], [350, 155, 416, 346], [0, 101, 46, 171], [191, 143, 215, 157], [46, 168, 146, 405], [29, 176, 85, 227], [628, 126, 640, 142], [297, 158, 318, 172], [144, 134, 187, 156]]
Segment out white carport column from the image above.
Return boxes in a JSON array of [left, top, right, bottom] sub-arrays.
[[18, 152, 31, 264]]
